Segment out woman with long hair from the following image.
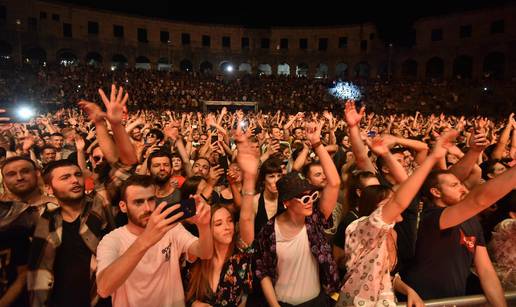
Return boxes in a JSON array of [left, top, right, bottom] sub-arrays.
[[186, 133, 260, 306], [336, 131, 457, 307]]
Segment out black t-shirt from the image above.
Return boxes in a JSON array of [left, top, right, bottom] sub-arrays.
[[51, 218, 91, 307], [333, 208, 359, 249], [401, 205, 486, 299], [0, 228, 30, 307]]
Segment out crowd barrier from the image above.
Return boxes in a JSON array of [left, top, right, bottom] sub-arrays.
[[397, 290, 516, 306]]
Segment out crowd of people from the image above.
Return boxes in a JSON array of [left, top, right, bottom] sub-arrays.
[[0, 73, 514, 307], [1, 64, 515, 116]]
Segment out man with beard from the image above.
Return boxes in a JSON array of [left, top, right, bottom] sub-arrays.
[[23, 85, 137, 306], [148, 150, 181, 206], [401, 166, 516, 306], [0, 157, 54, 307], [0, 157, 55, 229], [96, 175, 213, 306], [26, 160, 116, 307], [303, 161, 343, 236]]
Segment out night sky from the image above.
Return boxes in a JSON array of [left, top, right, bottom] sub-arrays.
[[60, 0, 514, 45]]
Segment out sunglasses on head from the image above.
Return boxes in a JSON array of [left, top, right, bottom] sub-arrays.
[[294, 190, 320, 204]]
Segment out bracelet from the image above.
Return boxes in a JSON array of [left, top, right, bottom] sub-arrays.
[[311, 141, 322, 149], [241, 190, 256, 196]]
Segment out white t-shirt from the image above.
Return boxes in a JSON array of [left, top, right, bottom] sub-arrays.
[[97, 224, 197, 307], [274, 223, 320, 305]]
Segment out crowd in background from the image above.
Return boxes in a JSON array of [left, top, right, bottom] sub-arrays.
[[0, 66, 515, 307], [1, 64, 515, 116]]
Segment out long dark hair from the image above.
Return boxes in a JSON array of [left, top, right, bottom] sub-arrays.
[[358, 185, 392, 217]]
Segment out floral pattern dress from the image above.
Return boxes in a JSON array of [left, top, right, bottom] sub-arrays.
[[488, 218, 516, 290], [336, 205, 396, 307], [186, 244, 254, 306]]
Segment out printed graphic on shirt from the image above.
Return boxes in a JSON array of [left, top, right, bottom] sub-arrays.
[[459, 229, 476, 253], [162, 242, 171, 261]]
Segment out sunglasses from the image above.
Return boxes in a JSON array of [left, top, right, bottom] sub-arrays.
[[294, 190, 320, 205]]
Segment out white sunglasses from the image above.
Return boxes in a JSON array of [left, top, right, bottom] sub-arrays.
[[294, 191, 320, 204]]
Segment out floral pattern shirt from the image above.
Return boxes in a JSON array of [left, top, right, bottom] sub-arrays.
[[337, 205, 396, 307], [254, 206, 341, 295], [187, 244, 254, 306], [488, 218, 516, 290]]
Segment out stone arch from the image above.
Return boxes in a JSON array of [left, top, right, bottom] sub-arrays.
[[135, 56, 151, 70], [277, 63, 290, 76], [353, 62, 370, 78], [86, 52, 102, 66], [453, 55, 473, 79], [258, 63, 272, 76], [296, 63, 309, 77], [315, 63, 329, 79], [238, 63, 252, 74], [200, 61, 213, 74], [335, 63, 348, 78]]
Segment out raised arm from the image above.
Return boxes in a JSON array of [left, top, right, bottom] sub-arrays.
[[99, 85, 138, 166], [96, 203, 184, 298], [491, 113, 514, 160], [382, 134, 429, 165], [382, 130, 458, 224], [344, 100, 376, 173], [440, 162, 516, 230], [236, 133, 260, 246], [78, 100, 119, 164], [306, 121, 341, 220], [367, 136, 408, 184], [448, 131, 488, 182], [74, 134, 92, 178]]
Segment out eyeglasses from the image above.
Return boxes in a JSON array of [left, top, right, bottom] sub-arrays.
[[92, 156, 103, 162], [294, 190, 320, 205]]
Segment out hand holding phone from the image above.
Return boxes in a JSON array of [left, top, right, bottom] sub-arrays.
[[162, 198, 197, 223], [139, 202, 185, 249]]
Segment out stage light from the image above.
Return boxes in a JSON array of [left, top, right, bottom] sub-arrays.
[[226, 65, 234, 72], [329, 81, 362, 100], [16, 106, 35, 120]]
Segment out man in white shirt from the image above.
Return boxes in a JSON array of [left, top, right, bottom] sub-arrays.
[[96, 175, 213, 307]]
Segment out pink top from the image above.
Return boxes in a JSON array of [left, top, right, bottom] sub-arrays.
[[337, 205, 397, 307]]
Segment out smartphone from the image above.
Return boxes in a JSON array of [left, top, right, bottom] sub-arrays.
[[211, 135, 218, 144], [217, 155, 229, 186], [367, 131, 377, 137], [163, 198, 197, 223]]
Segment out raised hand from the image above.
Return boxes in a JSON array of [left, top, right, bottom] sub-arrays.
[[305, 120, 323, 145], [164, 125, 179, 141], [188, 195, 211, 227], [431, 130, 459, 159], [98, 84, 129, 125], [207, 166, 225, 186], [468, 130, 489, 152], [78, 100, 106, 123], [236, 139, 260, 176], [366, 135, 390, 157], [139, 202, 184, 248], [74, 134, 86, 151], [344, 100, 365, 128]]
